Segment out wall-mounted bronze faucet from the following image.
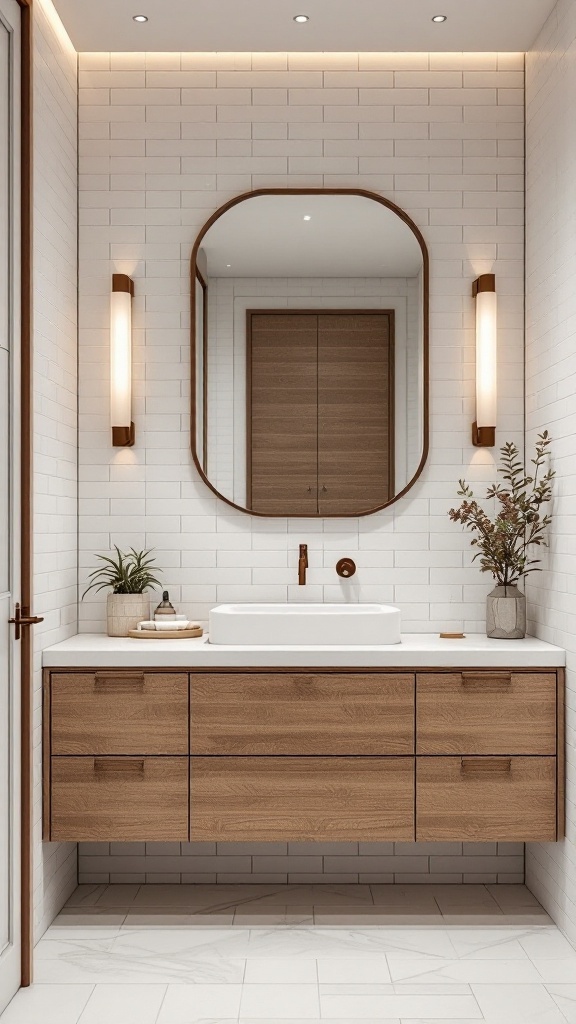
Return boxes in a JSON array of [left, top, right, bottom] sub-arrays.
[[336, 557, 356, 579], [298, 544, 308, 585]]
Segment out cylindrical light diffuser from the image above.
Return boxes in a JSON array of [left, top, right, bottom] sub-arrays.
[[111, 273, 135, 446], [472, 273, 497, 447]]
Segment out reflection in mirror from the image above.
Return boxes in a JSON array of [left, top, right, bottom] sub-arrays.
[[192, 191, 428, 517]]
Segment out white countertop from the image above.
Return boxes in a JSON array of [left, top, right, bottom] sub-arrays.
[[42, 633, 566, 668]]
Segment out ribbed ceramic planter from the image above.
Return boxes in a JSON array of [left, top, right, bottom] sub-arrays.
[[106, 593, 150, 637], [486, 585, 526, 640]]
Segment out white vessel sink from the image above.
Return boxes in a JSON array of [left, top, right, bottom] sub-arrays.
[[209, 603, 401, 646]]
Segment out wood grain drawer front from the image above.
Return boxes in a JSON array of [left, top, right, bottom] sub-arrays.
[[50, 757, 189, 841], [417, 756, 557, 842], [416, 672, 557, 755], [191, 756, 415, 841], [51, 672, 189, 755], [191, 674, 414, 755]]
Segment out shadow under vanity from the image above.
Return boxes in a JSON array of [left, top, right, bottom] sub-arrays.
[[42, 637, 565, 846]]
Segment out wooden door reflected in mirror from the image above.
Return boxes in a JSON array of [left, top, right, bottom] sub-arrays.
[[248, 311, 394, 515], [191, 189, 428, 518]]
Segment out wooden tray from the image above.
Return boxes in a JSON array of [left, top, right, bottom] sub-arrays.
[[128, 627, 204, 639]]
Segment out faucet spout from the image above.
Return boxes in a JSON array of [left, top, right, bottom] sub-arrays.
[[298, 543, 308, 586]]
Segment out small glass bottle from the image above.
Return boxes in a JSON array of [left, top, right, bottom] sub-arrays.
[[154, 591, 176, 620]]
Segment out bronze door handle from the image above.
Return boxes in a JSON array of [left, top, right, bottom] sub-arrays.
[[9, 602, 44, 641]]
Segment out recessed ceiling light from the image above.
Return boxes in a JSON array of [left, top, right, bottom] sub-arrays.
[[133, 14, 148, 22], [303, 215, 311, 221], [431, 14, 447, 22], [226, 264, 231, 268], [293, 14, 309, 23]]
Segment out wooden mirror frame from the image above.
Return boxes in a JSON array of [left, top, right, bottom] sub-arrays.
[[190, 187, 429, 518]]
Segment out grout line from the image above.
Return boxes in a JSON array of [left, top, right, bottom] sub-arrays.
[[152, 984, 169, 1024]]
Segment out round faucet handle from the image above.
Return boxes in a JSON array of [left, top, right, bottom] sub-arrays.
[[336, 557, 357, 579]]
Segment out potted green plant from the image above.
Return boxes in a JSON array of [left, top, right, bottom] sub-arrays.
[[449, 433, 554, 639], [82, 547, 162, 637]]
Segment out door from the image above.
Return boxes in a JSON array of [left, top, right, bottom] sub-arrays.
[[318, 312, 394, 514], [0, 0, 21, 1011], [248, 313, 318, 514], [247, 311, 394, 515]]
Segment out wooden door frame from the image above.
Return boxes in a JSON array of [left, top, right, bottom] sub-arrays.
[[16, 0, 33, 989], [246, 309, 396, 514]]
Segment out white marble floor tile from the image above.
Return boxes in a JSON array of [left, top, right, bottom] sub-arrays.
[[319, 983, 483, 1019], [0, 985, 94, 1024], [387, 958, 543, 983], [122, 910, 236, 928], [442, 912, 553, 927], [240, 884, 374, 907], [77, 983, 167, 1024], [131, 884, 291, 910], [34, 935, 117, 959], [112, 926, 250, 958], [532, 958, 576, 982], [317, 957, 391, 983], [156, 983, 242, 1022], [518, 929, 576, 959], [447, 928, 533, 960], [546, 984, 576, 1022], [16, 883, 576, 1024], [32, 950, 245, 986], [313, 908, 444, 926], [244, 926, 456, 961], [92, 885, 140, 908], [370, 886, 441, 910], [65, 885, 109, 908], [243, 957, 316, 983], [240, 982, 320, 1018], [234, 907, 314, 927], [433, 888, 502, 913], [239, 1020, 400, 1024], [487, 885, 541, 910], [471, 982, 568, 1022], [55, 909, 128, 927]]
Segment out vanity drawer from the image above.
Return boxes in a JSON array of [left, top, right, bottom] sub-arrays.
[[416, 756, 557, 842], [191, 673, 414, 754], [190, 756, 414, 841], [49, 756, 189, 841], [50, 672, 189, 755], [416, 672, 556, 755]]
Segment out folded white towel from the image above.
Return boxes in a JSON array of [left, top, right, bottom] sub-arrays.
[[137, 620, 199, 631]]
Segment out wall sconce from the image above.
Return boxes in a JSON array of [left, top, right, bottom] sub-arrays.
[[472, 273, 497, 447], [110, 273, 135, 447]]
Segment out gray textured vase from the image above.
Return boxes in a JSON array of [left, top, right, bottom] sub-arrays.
[[486, 585, 526, 640]]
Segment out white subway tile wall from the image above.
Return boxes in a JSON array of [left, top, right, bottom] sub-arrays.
[[78, 50, 525, 635], [76, 52, 525, 883], [33, 0, 79, 938], [77, 841, 525, 885], [526, 0, 576, 944]]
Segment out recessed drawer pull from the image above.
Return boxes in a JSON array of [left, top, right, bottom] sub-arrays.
[[461, 672, 512, 686], [94, 673, 146, 690], [93, 758, 145, 775], [460, 757, 512, 774]]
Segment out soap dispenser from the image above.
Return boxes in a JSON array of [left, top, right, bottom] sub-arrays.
[[154, 591, 176, 621]]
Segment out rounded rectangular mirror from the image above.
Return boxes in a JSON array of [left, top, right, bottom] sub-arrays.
[[191, 189, 428, 517]]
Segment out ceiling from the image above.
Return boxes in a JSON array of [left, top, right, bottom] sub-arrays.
[[52, 0, 555, 53], [201, 194, 423, 278]]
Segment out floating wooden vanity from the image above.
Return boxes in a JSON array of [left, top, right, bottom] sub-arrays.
[[42, 653, 565, 844]]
